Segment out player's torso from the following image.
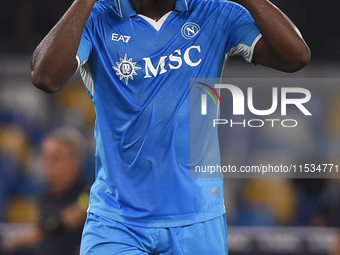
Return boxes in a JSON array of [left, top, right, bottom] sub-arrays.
[[88, 0, 228, 92], [82, 0, 232, 180], [84, 0, 228, 165]]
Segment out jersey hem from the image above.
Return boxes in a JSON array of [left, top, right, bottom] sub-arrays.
[[87, 206, 226, 228]]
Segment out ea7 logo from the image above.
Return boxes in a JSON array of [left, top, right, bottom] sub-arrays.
[[201, 84, 312, 116], [112, 33, 131, 43]]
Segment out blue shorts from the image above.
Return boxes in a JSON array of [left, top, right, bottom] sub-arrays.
[[80, 213, 228, 255]]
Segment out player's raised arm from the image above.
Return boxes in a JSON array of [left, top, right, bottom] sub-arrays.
[[31, 0, 96, 93], [239, 0, 311, 72]]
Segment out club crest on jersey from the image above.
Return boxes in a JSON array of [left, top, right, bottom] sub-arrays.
[[113, 54, 142, 84], [181, 22, 200, 39]]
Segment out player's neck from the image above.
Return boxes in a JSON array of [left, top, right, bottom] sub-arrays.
[[130, 0, 176, 21]]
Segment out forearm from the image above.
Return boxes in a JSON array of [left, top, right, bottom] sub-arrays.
[[31, 0, 96, 93], [239, 0, 310, 71]]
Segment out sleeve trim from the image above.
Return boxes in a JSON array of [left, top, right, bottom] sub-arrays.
[[249, 34, 262, 65], [225, 33, 262, 64], [75, 55, 81, 73]]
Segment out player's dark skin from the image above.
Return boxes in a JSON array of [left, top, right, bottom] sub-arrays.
[[31, 0, 310, 93], [130, 0, 175, 21]]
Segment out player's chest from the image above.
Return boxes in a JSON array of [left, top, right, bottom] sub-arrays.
[[96, 17, 207, 83], [101, 15, 204, 56]]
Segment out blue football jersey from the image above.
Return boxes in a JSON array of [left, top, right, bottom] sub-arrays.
[[77, 0, 261, 227]]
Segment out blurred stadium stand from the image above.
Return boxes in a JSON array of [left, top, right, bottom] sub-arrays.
[[1, 0, 340, 254]]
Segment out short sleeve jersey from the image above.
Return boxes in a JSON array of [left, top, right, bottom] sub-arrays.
[[77, 0, 261, 227]]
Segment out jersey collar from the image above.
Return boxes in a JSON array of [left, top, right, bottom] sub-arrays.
[[114, 0, 189, 18]]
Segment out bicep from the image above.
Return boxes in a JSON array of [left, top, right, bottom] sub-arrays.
[[252, 37, 287, 70]]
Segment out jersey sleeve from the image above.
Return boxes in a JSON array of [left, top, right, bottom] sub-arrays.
[[76, 20, 93, 68], [221, 2, 262, 63]]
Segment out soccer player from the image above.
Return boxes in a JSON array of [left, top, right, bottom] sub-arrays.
[[30, 0, 310, 254]]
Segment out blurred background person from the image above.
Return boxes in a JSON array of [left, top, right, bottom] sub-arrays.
[[2, 128, 90, 255]]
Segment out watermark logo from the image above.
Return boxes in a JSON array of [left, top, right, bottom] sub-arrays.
[[190, 78, 340, 179], [196, 82, 312, 128], [197, 82, 222, 115]]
